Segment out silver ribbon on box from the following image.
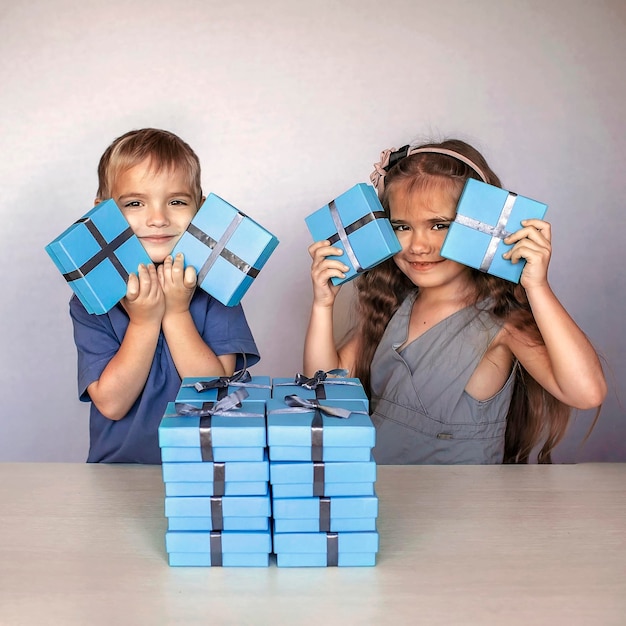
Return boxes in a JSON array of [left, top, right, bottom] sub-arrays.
[[454, 191, 518, 272], [62, 217, 132, 283], [180, 362, 270, 400], [187, 211, 260, 284], [326, 199, 388, 275], [269, 395, 367, 463], [274, 369, 360, 400], [173, 389, 262, 463]]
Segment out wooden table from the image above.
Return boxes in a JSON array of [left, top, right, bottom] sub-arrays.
[[1, 463, 624, 625]]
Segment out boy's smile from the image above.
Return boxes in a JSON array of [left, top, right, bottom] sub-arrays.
[[108, 158, 199, 263]]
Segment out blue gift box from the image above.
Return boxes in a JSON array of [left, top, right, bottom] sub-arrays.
[[272, 371, 368, 408], [274, 517, 377, 533], [440, 178, 548, 283], [171, 193, 279, 306], [164, 494, 271, 518], [270, 458, 377, 498], [161, 456, 269, 484], [273, 531, 379, 567], [267, 398, 375, 462], [158, 400, 267, 463], [164, 480, 269, 497], [168, 516, 270, 532], [166, 530, 272, 567], [305, 183, 401, 285], [169, 552, 270, 567], [273, 495, 378, 533], [271, 482, 375, 498], [45, 199, 152, 314], [176, 375, 271, 404]]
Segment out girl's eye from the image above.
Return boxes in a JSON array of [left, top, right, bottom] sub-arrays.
[[433, 223, 451, 231], [170, 200, 188, 206], [124, 201, 142, 208], [392, 223, 410, 232]]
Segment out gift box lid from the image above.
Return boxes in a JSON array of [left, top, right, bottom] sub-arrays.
[[171, 193, 279, 307], [305, 183, 401, 285], [165, 529, 272, 554], [164, 493, 271, 518], [162, 455, 269, 483], [269, 458, 376, 485], [45, 199, 151, 314], [271, 371, 368, 407], [273, 531, 379, 554], [440, 178, 548, 283], [271, 482, 375, 498], [177, 374, 271, 404], [158, 400, 266, 449], [266, 398, 375, 449], [164, 480, 269, 497], [272, 495, 378, 520]]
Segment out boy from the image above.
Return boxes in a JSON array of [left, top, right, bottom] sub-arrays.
[[70, 128, 260, 463]]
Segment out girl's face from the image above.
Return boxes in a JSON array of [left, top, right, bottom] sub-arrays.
[[389, 180, 471, 291]]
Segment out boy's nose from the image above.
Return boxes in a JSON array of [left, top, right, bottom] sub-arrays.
[[146, 206, 169, 226]]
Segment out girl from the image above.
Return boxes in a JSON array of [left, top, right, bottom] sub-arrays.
[[304, 139, 606, 464]]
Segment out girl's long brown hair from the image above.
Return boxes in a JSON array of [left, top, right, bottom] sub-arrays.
[[350, 139, 571, 463]]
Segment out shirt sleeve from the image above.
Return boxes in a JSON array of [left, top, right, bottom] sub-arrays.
[[194, 294, 261, 371], [69, 295, 122, 402]]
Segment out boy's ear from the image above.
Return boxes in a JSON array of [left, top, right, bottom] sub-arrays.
[[94, 198, 101, 206]]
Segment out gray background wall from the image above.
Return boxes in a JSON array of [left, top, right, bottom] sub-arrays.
[[1, 0, 624, 463]]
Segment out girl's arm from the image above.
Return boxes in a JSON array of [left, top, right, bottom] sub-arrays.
[[159, 254, 236, 379], [87, 263, 165, 420], [502, 219, 607, 409], [303, 240, 356, 375]]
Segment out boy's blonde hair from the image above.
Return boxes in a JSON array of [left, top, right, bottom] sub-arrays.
[[96, 128, 203, 204]]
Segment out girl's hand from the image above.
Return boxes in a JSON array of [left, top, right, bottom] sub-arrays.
[[122, 263, 165, 325], [157, 253, 197, 316], [503, 218, 552, 290], [308, 240, 348, 308]]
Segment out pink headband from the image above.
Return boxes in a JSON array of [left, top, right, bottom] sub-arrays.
[[370, 145, 489, 196]]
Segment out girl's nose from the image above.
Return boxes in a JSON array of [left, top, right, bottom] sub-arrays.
[[407, 230, 432, 255]]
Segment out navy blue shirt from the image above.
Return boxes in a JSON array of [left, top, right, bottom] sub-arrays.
[[70, 291, 260, 464]]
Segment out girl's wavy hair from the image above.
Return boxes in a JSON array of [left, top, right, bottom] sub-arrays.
[[350, 138, 571, 463], [96, 128, 203, 205]]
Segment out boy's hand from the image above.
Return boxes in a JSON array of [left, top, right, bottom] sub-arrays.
[[309, 240, 346, 308], [122, 263, 165, 325], [158, 253, 197, 316], [503, 218, 552, 290]]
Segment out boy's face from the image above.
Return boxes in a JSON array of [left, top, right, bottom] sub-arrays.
[[108, 158, 199, 263]]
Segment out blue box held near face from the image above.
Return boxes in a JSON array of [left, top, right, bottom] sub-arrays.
[[45, 199, 151, 314], [171, 193, 279, 307], [305, 183, 401, 285], [440, 178, 548, 283]]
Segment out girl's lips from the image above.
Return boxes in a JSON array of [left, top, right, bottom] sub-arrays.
[[408, 260, 444, 270]]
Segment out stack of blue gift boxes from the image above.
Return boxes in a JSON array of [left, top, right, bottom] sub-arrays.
[[158, 373, 273, 566], [268, 371, 379, 567]]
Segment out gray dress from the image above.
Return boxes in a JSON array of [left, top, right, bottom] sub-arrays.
[[370, 291, 515, 465]]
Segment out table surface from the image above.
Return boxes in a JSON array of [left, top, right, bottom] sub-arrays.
[[1, 463, 625, 626]]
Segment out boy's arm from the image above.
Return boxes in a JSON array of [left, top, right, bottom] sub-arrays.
[[86, 263, 165, 420], [503, 219, 607, 408], [159, 254, 236, 378]]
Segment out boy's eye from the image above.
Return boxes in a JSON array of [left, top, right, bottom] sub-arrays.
[[170, 199, 189, 206], [124, 201, 142, 208]]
